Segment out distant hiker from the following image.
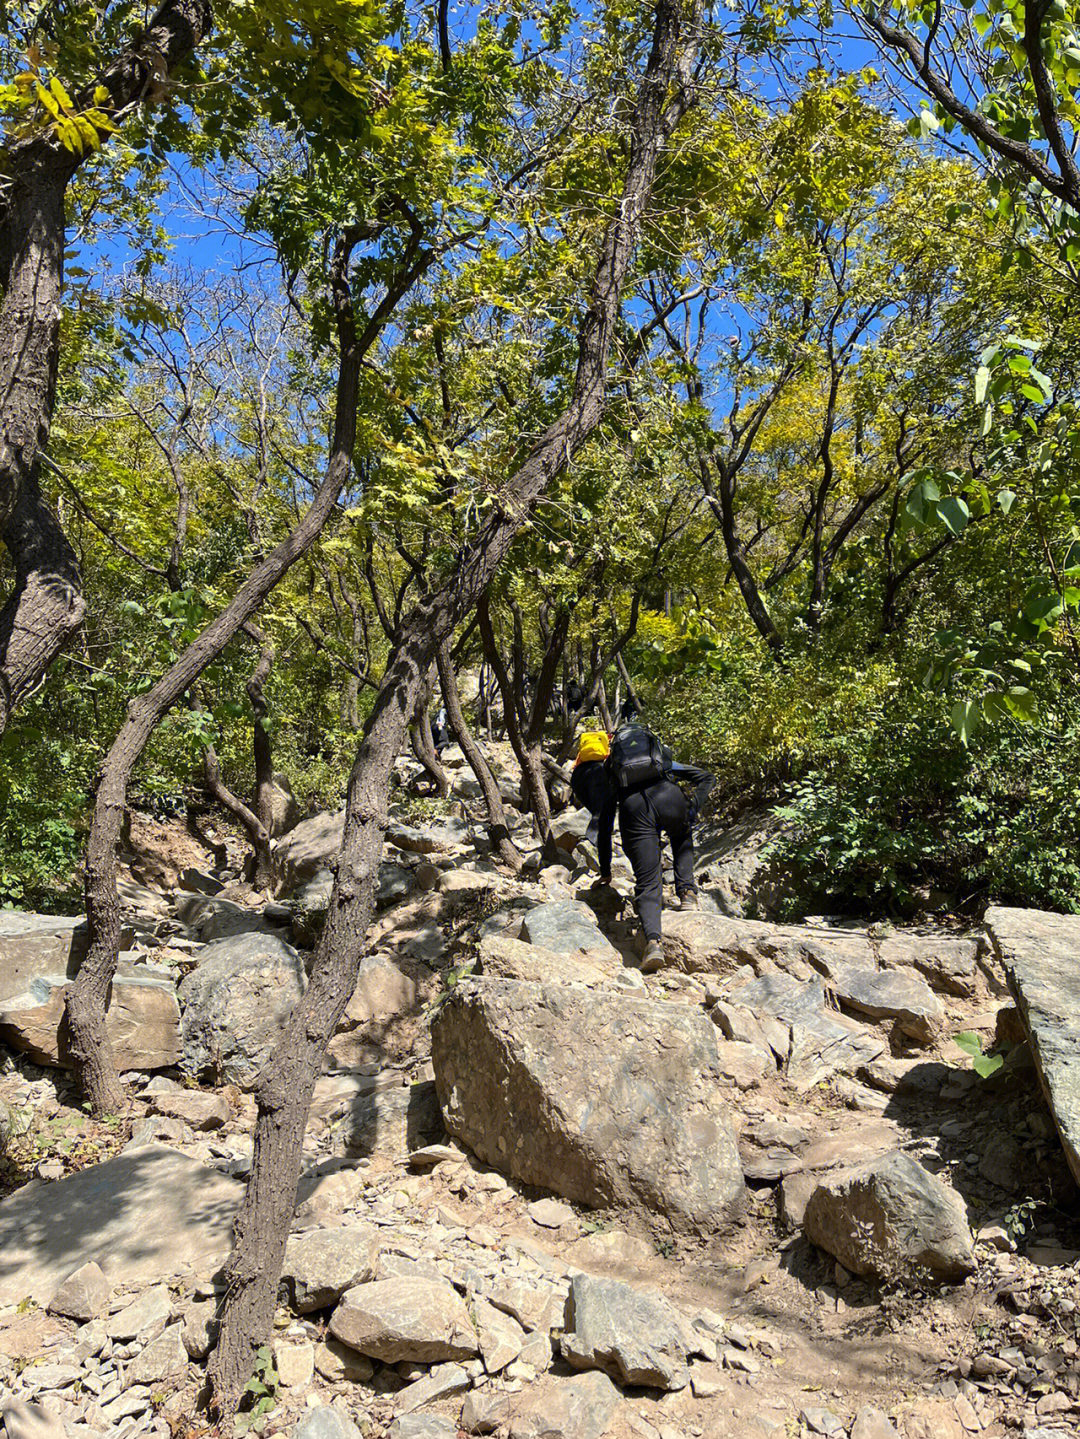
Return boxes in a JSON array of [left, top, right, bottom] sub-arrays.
[[571, 730, 617, 877], [618, 692, 640, 725], [566, 679, 586, 715], [600, 722, 713, 972], [431, 704, 451, 758]]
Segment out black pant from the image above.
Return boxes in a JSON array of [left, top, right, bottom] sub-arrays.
[[618, 779, 696, 941]]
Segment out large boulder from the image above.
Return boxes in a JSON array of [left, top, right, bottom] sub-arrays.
[[266, 773, 302, 837], [803, 1150, 976, 1282], [0, 912, 134, 1005], [0, 972, 180, 1070], [986, 905, 1080, 1188], [432, 978, 744, 1232], [0, 1145, 244, 1305], [476, 934, 629, 988], [178, 932, 306, 1085], [272, 811, 344, 894]]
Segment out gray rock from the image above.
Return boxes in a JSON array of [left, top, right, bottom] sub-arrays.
[[148, 1089, 229, 1130], [551, 809, 590, 851], [173, 892, 278, 942], [394, 1361, 470, 1414], [178, 931, 306, 1085], [560, 1273, 690, 1389], [328, 1277, 479, 1362], [519, 901, 619, 959], [477, 934, 622, 988], [388, 1418, 457, 1439], [473, 1295, 525, 1373], [986, 905, 1080, 1188], [47, 1261, 110, 1321], [461, 1389, 509, 1434], [310, 1074, 443, 1160], [660, 911, 873, 978], [728, 971, 885, 1089], [387, 818, 470, 854], [0, 972, 180, 1071], [850, 1408, 900, 1439], [506, 1371, 620, 1439], [282, 1224, 381, 1312], [344, 953, 431, 1027], [0, 912, 90, 1005], [0, 1145, 243, 1305], [432, 978, 744, 1232], [106, 1283, 173, 1340], [803, 1149, 976, 1281], [181, 1297, 218, 1359], [177, 867, 225, 896], [800, 1408, 845, 1437], [125, 1321, 187, 1384], [876, 934, 979, 997], [266, 773, 302, 837], [830, 968, 944, 1045], [695, 806, 793, 917], [273, 810, 345, 894], [293, 1409, 361, 1439]]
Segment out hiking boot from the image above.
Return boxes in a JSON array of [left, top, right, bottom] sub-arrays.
[[641, 939, 665, 973], [676, 891, 699, 911]]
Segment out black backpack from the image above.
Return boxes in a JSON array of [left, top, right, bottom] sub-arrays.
[[607, 724, 667, 792]]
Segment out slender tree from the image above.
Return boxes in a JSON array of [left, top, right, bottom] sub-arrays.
[[207, 0, 702, 1408]]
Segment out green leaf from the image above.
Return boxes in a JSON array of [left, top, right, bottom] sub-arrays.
[[974, 365, 991, 404], [937, 495, 971, 536], [950, 699, 980, 746], [997, 488, 1017, 514]]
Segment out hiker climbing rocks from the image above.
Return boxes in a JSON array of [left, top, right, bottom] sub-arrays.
[[572, 723, 714, 972]]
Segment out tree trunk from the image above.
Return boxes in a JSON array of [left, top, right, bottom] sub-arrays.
[[0, 0, 216, 733], [66, 238, 365, 1116], [409, 666, 450, 796], [478, 594, 554, 843], [206, 1, 699, 1409], [245, 626, 276, 888], [435, 641, 521, 870]]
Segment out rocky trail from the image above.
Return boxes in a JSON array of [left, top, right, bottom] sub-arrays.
[[0, 743, 1078, 1439]]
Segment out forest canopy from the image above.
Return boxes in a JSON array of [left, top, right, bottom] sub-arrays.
[[3, 0, 1080, 925]]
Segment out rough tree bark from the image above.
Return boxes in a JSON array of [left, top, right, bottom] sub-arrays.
[[206, 0, 700, 1408], [0, 0, 216, 734], [65, 232, 379, 1116], [435, 641, 522, 870]]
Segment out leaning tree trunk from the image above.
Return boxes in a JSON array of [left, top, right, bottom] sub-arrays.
[[65, 240, 365, 1116], [435, 641, 522, 870], [478, 594, 554, 843], [409, 667, 450, 796], [0, 0, 216, 735], [206, 0, 699, 1407]]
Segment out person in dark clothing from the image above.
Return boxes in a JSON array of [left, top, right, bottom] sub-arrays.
[[431, 705, 451, 758], [572, 725, 713, 970], [571, 734, 618, 877]]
